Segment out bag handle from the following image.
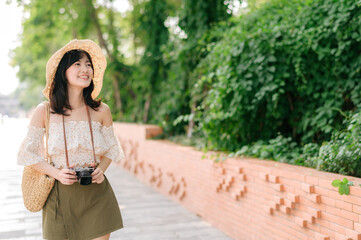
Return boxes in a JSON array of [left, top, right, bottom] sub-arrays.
[[86, 105, 97, 165], [43, 101, 51, 164]]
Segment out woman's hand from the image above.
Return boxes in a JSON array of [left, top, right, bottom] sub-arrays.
[[56, 164, 77, 185], [91, 163, 105, 184]]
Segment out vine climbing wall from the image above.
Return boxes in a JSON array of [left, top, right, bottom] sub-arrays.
[[113, 123, 361, 240]]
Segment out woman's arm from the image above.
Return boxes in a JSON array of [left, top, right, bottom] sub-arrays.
[[91, 103, 114, 184]]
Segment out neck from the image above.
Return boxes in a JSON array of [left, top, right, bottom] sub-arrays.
[[68, 87, 85, 109]]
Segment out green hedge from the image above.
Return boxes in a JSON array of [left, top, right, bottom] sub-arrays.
[[188, 0, 361, 153]]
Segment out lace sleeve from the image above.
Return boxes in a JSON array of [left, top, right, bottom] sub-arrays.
[[101, 126, 125, 163], [17, 125, 47, 166]]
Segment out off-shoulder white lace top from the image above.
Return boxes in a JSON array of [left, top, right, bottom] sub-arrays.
[[17, 121, 125, 169]]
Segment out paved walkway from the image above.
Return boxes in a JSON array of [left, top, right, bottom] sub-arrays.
[[0, 117, 232, 240]]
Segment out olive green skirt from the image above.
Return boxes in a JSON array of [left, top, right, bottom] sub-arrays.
[[42, 176, 123, 240]]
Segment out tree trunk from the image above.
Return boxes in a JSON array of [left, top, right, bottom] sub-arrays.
[[143, 94, 152, 123]]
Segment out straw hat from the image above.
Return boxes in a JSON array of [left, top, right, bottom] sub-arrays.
[[42, 39, 107, 100]]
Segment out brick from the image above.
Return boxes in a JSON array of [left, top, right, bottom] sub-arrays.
[[179, 190, 186, 200], [342, 195, 361, 206], [231, 192, 239, 200], [226, 175, 235, 184], [353, 204, 361, 214], [349, 186, 361, 198], [295, 217, 307, 228], [280, 205, 291, 214], [342, 209, 359, 222], [321, 196, 336, 206], [287, 193, 300, 203], [284, 198, 296, 209], [221, 183, 229, 191], [269, 175, 280, 183], [329, 222, 346, 235], [239, 185, 247, 192], [314, 232, 330, 240], [259, 172, 269, 181], [354, 222, 361, 233], [273, 184, 284, 192], [234, 166, 243, 174], [274, 196, 284, 205], [315, 234, 330, 240], [308, 208, 322, 218], [239, 173, 247, 181], [334, 232, 352, 240], [322, 212, 353, 229], [271, 202, 280, 211], [215, 183, 221, 192], [303, 212, 315, 224], [305, 174, 319, 185], [264, 205, 274, 215], [302, 183, 315, 193], [320, 178, 341, 190], [335, 200, 352, 211], [309, 194, 322, 203], [326, 205, 359, 222], [345, 228, 361, 240]]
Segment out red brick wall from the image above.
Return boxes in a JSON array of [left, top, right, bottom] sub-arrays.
[[113, 123, 361, 240]]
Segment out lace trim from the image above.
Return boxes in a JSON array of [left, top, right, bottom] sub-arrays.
[[17, 121, 124, 168], [17, 126, 46, 165]]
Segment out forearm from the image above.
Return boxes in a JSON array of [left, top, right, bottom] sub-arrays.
[[31, 161, 60, 180], [97, 156, 112, 173]]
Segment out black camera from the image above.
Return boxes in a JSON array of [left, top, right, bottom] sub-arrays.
[[71, 167, 94, 185]]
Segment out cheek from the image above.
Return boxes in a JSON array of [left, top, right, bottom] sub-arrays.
[[65, 68, 76, 80]]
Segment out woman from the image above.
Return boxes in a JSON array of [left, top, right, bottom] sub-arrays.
[[17, 39, 124, 240]]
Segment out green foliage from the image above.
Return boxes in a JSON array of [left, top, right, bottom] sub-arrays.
[[331, 178, 353, 195], [12, 0, 361, 179], [231, 135, 320, 167], [187, 0, 361, 153], [151, 0, 232, 134], [317, 112, 361, 177]]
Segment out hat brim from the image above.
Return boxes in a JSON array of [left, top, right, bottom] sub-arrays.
[[42, 39, 107, 100]]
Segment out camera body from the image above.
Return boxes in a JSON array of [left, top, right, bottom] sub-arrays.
[[70, 166, 94, 185]]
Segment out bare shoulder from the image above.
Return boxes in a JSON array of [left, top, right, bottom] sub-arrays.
[[29, 102, 47, 128], [98, 102, 113, 127]]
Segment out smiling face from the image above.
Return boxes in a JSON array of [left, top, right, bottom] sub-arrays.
[[65, 54, 94, 90]]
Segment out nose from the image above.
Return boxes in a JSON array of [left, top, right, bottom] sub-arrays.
[[80, 64, 88, 73]]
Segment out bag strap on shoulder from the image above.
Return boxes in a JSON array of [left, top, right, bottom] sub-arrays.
[[42, 101, 51, 165]]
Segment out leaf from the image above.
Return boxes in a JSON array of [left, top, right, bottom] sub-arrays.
[[343, 178, 349, 184], [339, 184, 350, 195], [331, 179, 342, 187]]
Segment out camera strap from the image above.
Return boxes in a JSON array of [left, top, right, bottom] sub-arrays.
[[62, 105, 97, 168]]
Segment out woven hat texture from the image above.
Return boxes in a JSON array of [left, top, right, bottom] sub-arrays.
[[42, 39, 107, 99]]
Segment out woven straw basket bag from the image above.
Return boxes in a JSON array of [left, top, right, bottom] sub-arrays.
[[21, 101, 55, 212]]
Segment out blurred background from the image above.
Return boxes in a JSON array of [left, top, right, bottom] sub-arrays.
[[2, 0, 361, 177]]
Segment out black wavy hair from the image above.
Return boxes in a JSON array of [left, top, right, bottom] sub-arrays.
[[49, 49, 101, 115]]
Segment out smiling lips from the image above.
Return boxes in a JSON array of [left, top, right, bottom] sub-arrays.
[[79, 75, 89, 80]]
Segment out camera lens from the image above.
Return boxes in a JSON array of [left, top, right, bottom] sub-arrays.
[[80, 176, 92, 185]]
